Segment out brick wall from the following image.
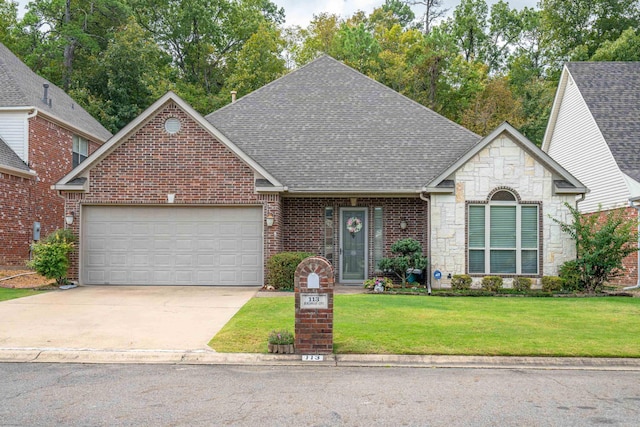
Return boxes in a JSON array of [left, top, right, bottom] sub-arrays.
[[282, 197, 428, 281], [588, 206, 638, 286], [0, 173, 36, 264], [0, 115, 101, 266], [63, 101, 282, 281]]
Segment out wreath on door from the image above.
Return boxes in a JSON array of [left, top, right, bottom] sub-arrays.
[[346, 217, 363, 236]]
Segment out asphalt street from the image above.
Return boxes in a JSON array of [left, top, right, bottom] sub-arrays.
[[1, 363, 639, 426]]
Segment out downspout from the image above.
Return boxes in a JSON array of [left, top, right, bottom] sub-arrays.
[[420, 191, 432, 295], [624, 197, 640, 290]]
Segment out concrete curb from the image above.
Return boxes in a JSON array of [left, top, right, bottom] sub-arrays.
[[2, 348, 640, 370]]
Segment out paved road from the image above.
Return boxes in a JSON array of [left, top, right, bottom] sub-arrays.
[[1, 363, 639, 426]]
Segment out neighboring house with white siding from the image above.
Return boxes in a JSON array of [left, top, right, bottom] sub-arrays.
[[542, 62, 640, 285]]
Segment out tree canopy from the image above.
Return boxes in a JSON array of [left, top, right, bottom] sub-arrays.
[[1, 0, 638, 142]]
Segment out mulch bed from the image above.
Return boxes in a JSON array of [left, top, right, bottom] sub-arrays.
[[0, 270, 57, 289]]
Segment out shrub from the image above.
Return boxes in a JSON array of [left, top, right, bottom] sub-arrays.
[[268, 329, 294, 345], [266, 252, 315, 290], [512, 276, 532, 291], [559, 260, 582, 292], [481, 276, 503, 292], [552, 203, 639, 293], [451, 274, 472, 290], [378, 238, 428, 287], [541, 276, 563, 292], [27, 229, 76, 286]]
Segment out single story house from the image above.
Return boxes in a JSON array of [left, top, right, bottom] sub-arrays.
[[543, 62, 640, 286], [54, 56, 585, 286], [0, 42, 111, 265]]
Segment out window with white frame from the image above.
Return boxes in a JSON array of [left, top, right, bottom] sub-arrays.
[[468, 190, 539, 275], [73, 135, 89, 167]]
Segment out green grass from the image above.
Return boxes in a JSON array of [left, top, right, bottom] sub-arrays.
[[0, 288, 42, 302], [208, 295, 640, 357]]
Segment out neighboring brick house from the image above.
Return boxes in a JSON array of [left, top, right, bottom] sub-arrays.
[[55, 56, 585, 287], [0, 42, 111, 265], [543, 62, 640, 287]]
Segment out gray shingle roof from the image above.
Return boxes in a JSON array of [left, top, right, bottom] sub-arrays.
[[206, 56, 479, 192], [0, 42, 112, 142], [0, 135, 29, 171], [566, 62, 640, 182]]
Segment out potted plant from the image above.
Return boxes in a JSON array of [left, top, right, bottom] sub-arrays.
[[363, 277, 394, 292], [267, 329, 294, 354]]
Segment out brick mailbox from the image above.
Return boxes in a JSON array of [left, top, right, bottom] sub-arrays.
[[294, 256, 334, 355]]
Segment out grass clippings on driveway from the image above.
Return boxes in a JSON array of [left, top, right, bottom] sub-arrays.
[[209, 294, 640, 357]]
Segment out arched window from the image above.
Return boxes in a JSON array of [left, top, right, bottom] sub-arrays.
[[468, 190, 539, 275]]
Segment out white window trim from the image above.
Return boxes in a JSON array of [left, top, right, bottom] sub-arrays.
[[468, 200, 539, 276]]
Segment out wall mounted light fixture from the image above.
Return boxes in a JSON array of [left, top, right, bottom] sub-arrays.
[[266, 214, 275, 227], [167, 193, 176, 203], [65, 211, 75, 225], [350, 197, 357, 207], [400, 220, 407, 230]]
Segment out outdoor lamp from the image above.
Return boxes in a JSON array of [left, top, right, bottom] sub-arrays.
[[266, 214, 274, 227], [400, 220, 407, 230], [65, 211, 75, 225]]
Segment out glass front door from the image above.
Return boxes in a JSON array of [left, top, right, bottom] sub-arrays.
[[340, 208, 368, 283]]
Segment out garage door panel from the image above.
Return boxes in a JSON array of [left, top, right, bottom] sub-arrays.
[[83, 206, 262, 286]]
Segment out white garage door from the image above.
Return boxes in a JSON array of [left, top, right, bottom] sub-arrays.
[[82, 206, 263, 286]]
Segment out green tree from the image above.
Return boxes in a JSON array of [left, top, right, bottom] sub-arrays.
[[131, 0, 284, 95], [591, 28, 640, 61], [540, 0, 640, 65], [224, 23, 286, 97], [17, 0, 130, 90], [448, 0, 489, 62], [553, 204, 639, 293], [70, 17, 172, 133], [294, 13, 341, 65], [331, 22, 381, 76], [0, 0, 19, 49], [460, 76, 525, 136], [407, 0, 447, 34]]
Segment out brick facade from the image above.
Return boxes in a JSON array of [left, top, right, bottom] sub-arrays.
[[282, 197, 428, 281], [62, 101, 282, 281], [0, 114, 100, 266], [588, 206, 638, 286]]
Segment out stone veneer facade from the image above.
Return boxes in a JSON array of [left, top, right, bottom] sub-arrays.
[[430, 133, 578, 286]]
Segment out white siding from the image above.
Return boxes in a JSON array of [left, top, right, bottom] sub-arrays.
[[0, 112, 28, 163], [430, 134, 577, 283], [546, 74, 629, 213]]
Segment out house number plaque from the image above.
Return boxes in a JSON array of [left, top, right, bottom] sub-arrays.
[[300, 293, 329, 309]]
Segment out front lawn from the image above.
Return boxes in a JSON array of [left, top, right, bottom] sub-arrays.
[[0, 288, 42, 302], [208, 295, 640, 357]]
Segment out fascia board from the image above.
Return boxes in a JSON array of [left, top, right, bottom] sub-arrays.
[[0, 164, 36, 178], [541, 66, 569, 152]]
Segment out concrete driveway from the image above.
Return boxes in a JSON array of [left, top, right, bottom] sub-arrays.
[[0, 286, 257, 351]]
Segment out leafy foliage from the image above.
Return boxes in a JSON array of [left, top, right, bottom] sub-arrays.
[[266, 251, 315, 290], [512, 276, 532, 291], [552, 203, 639, 293], [267, 329, 293, 345], [27, 229, 76, 286], [541, 276, 563, 293], [451, 274, 472, 290], [481, 275, 503, 292], [378, 238, 428, 287]]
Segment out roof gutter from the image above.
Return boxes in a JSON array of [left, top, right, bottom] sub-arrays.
[[0, 164, 36, 179]]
